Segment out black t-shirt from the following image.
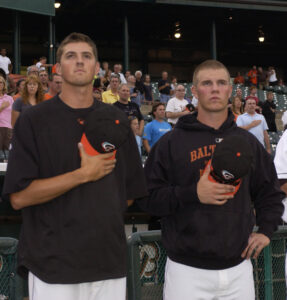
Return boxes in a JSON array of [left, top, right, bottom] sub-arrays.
[[113, 101, 143, 121], [158, 79, 171, 95], [3, 95, 147, 284], [135, 80, 145, 94]]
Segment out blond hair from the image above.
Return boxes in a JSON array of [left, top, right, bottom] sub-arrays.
[[0, 77, 7, 94]]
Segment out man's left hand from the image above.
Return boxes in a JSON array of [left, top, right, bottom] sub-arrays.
[[241, 233, 270, 259]]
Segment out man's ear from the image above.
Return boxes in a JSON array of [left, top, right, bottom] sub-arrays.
[[55, 63, 61, 75]]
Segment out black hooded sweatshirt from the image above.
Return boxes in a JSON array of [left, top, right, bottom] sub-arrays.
[[138, 111, 284, 270]]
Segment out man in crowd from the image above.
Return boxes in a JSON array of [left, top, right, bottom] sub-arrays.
[[138, 59, 284, 300], [4, 32, 147, 300], [0, 49, 12, 75], [237, 98, 271, 153], [36, 56, 53, 71], [112, 64, 126, 84], [135, 70, 145, 105], [247, 65, 257, 86], [257, 67, 268, 90], [27, 65, 39, 76], [39, 70, 50, 93], [262, 91, 277, 132], [142, 102, 171, 153], [44, 73, 62, 100], [102, 74, 120, 104], [113, 84, 144, 136], [166, 84, 190, 126], [158, 71, 171, 103]]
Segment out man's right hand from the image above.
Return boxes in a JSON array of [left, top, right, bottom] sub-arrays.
[[250, 120, 261, 128], [197, 163, 235, 205], [78, 143, 116, 182]]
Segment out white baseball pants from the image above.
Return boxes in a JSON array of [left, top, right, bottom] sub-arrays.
[[28, 272, 126, 300], [164, 257, 255, 300]]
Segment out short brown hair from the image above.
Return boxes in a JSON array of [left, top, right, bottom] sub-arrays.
[[151, 102, 165, 117], [193, 60, 230, 86], [56, 32, 98, 63]]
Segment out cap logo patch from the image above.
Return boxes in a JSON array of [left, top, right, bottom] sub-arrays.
[[101, 142, 116, 152], [221, 170, 235, 180], [215, 138, 223, 143]]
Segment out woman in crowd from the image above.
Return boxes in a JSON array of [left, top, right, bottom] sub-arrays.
[[231, 96, 244, 121], [0, 76, 13, 153], [143, 74, 153, 104], [129, 116, 142, 156], [13, 79, 25, 101], [12, 75, 44, 127]]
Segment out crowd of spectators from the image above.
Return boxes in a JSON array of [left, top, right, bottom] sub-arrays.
[[0, 49, 284, 160]]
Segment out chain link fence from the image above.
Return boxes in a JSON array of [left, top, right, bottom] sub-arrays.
[[127, 227, 287, 300], [0, 238, 24, 300]]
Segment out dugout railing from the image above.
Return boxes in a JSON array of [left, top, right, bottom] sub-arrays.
[[127, 227, 287, 300]]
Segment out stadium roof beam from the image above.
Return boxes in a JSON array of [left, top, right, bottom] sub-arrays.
[[121, 0, 287, 12]]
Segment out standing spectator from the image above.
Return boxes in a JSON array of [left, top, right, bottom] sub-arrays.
[[231, 96, 244, 121], [246, 86, 260, 106], [127, 75, 141, 106], [0, 76, 13, 151], [13, 79, 25, 101], [98, 61, 110, 77], [129, 116, 142, 156], [12, 75, 44, 127], [237, 98, 271, 153], [135, 71, 145, 106], [143, 74, 153, 103], [36, 56, 53, 71], [39, 70, 50, 93], [0, 48, 12, 75], [158, 71, 171, 103], [268, 66, 278, 86], [102, 74, 120, 104], [257, 67, 268, 90], [113, 84, 144, 136], [112, 64, 127, 84], [143, 102, 171, 153], [166, 84, 190, 126], [170, 76, 178, 95], [247, 65, 257, 86], [27, 65, 40, 76], [44, 74, 62, 100], [0, 68, 15, 96], [125, 70, 131, 81], [262, 92, 277, 132], [233, 71, 245, 85]]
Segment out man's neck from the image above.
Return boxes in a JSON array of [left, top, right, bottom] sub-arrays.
[[118, 98, 128, 104], [59, 83, 94, 109], [111, 88, 118, 94], [197, 109, 228, 130], [155, 118, 164, 123], [248, 111, 256, 116]]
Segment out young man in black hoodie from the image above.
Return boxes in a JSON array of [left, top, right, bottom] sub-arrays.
[[138, 60, 284, 299]]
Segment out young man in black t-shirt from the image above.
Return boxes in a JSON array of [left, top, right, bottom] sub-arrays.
[[4, 33, 147, 300], [158, 71, 171, 104], [113, 84, 144, 136]]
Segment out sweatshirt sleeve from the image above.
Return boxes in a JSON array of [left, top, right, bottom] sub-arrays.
[[250, 139, 285, 239], [137, 132, 199, 217]]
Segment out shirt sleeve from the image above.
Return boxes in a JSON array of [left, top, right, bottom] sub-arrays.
[[236, 115, 244, 127], [262, 116, 269, 131], [166, 99, 174, 112], [142, 123, 151, 142], [3, 111, 40, 198], [274, 132, 287, 179], [136, 105, 143, 121], [12, 98, 23, 112], [137, 132, 199, 217]]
